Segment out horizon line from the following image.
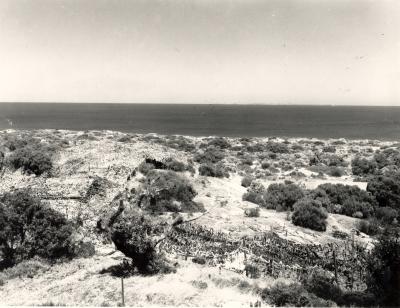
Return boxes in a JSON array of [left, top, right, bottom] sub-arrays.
[[0, 102, 399, 107]]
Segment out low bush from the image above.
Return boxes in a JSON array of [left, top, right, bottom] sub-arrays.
[[367, 172, 400, 210], [194, 147, 225, 164], [337, 291, 377, 307], [8, 146, 53, 176], [328, 166, 345, 177], [292, 199, 328, 231], [352, 156, 378, 176], [264, 183, 305, 211], [110, 214, 176, 275], [261, 161, 270, 169], [0, 258, 49, 281], [198, 163, 229, 178], [191, 280, 208, 289], [0, 190, 76, 268], [304, 270, 342, 301], [375, 207, 398, 224], [317, 183, 377, 217], [138, 161, 155, 175], [266, 142, 289, 154], [261, 282, 335, 307], [244, 263, 260, 278], [138, 170, 203, 213], [192, 256, 206, 265], [357, 218, 380, 236], [323, 146, 336, 153], [241, 176, 254, 188], [244, 207, 260, 217]]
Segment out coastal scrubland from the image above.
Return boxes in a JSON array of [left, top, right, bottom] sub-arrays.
[[0, 129, 399, 307]]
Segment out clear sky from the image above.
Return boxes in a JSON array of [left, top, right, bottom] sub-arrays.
[[0, 0, 399, 105]]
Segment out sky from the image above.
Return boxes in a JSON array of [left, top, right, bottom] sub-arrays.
[[0, 0, 399, 105]]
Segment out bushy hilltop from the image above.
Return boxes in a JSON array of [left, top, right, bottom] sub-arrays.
[[0, 129, 399, 307]]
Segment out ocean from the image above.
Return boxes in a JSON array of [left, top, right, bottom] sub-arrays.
[[0, 103, 399, 141]]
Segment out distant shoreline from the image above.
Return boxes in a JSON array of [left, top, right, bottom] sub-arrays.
[[1, 104, 399, 141]]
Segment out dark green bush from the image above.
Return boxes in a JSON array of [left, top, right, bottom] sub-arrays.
[[292, 199, 328, 231]]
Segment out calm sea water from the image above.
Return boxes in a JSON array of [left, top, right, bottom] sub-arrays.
[[0, 103, 399, 141]]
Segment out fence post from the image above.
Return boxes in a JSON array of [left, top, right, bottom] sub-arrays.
[[121, 277, 125, 307]]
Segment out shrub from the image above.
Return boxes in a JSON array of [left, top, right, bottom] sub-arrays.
[[292, 199, 328, 231], [192, 256, 206, 265], [317, 183, 377, 217], [352, 156, 378, 176], [138, 161, 155, 175], [191, 280, 208, 289], [304, 270, 342, 301], [241, 176, 254, 188], [244, 263, 260, 278], [266, 142, 289, 154], [0, 190, 75, 268], [323, 146, 336, 153], [244, 207, 260, 217], [8, 146, 53, 176], [194, 148, 225, 164], [261, 282, 335, 307], [198, 163, 229, 178], [367, 172, 400, 210], [264, 183, 305, 211], [337, 291, 376, 307], [375, 207, 398, 224], [357, 218, 380, 236], [366, 234, 400, 307], [0, 258, 49, 281], [342, 199, 374, 218], [261, 161, 270, 169], [328, 166, 345, 177], [110, 214, 175, 275], [162, 157, 186, 172], [138, 170, 203, 213], [202, 137, 231, 150]]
